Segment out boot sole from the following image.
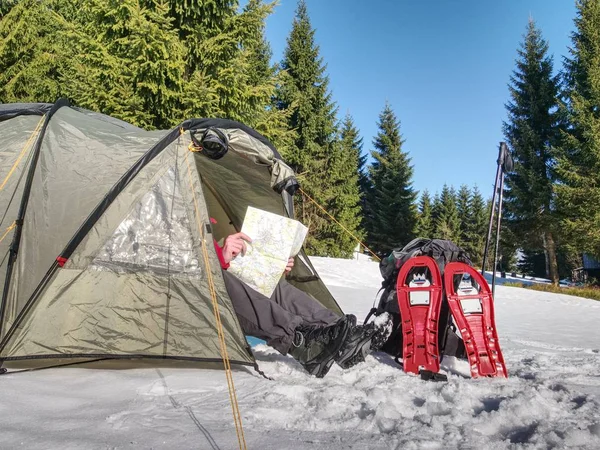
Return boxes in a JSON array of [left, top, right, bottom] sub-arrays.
[[337, 317, 394, 370], [337, 337, 372, 369], [336, 328, 376, 370]]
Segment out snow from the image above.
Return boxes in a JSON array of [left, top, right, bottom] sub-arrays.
[[2, 257, 600, 449]]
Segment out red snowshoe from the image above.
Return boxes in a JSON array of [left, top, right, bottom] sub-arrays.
[[396, 256, 443, 376], [444, 263, 507, 378]]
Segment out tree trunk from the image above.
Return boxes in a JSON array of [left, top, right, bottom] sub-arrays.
[[543, 230, 559, 285], [542, 233, 551, 280]]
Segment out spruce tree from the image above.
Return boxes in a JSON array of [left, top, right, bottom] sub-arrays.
[[0, 0, 287, 135], [465, 186, 488, 265], [416, 190, 434, 238], [431, 192, 442, 238], [276, 0, 340, 255], [351, 115, 371, 233], [63, 0, 186, 129], [175, 0, 288, 130], [0, 1, 17, 17], [238, 0, 296, 153], [434, 185, 460, 242], [456, 184, 472, 247], [366, 103, 417, 254], [556, 0, 600, 258], [0, 0, 72, 103], [503, 20, 562, 283], [319, 115, 364, 257]]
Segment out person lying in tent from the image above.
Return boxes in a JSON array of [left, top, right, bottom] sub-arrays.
[[213, 231, 392, 378]]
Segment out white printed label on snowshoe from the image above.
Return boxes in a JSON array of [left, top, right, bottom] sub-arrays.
[[457, 274, 478, 296], [460, 298, 483, 314], [409, 291, 430, 306], [408, 272, 430, 288], [458, 283, 478, 296]]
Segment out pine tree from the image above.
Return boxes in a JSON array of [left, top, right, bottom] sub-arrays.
[[366, 103, 417, 254], [456, 185, 472, 247], [434, 185, 460, 242], [503, 20, 562, 283], [276, 0, 340, 255], [556, 0, 600, 259], [416, 190, 434, 238]]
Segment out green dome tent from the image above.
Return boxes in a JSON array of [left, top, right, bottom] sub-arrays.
[[0, 100, 342, 371]]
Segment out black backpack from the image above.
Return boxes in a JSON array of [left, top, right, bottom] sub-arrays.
[[368, 238, 471, 361]]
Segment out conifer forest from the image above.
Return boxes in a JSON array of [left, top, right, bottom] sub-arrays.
[[2, 0, 600, 284]]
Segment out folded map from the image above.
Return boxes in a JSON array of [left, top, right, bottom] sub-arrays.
[[227, 206, 308, 297]]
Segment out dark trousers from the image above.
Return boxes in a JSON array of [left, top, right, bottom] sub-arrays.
[[222, 271, 340, 354]]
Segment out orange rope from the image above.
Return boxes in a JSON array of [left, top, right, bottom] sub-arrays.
[[299, 187, 381, 261], [0, 221, 16, 244], [0, 116, 44, 192], [184, 138, 247, 450]]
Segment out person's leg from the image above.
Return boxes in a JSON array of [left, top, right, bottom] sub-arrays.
[[222, 270, 303, 354], [270, 278, 341, 326], [222, 271, 356, 378]]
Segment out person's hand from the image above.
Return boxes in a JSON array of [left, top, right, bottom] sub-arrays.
[[222, 232, 252, 264], [284, 257, 294, 275]]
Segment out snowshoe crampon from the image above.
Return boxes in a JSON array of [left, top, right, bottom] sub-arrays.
[[444, 263, 508, 378], [396, 256, 443, 376]]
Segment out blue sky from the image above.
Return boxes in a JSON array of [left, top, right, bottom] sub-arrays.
[[261, 0, 576, 198]]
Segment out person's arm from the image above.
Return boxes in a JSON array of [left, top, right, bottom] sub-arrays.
[[213, 240, 230, 270], [215, 232, 294, 275], [215, 232, 252, 270], [284, 257, 294, 275]]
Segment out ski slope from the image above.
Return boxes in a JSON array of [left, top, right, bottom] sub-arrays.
[[1, 257, 599, 449]]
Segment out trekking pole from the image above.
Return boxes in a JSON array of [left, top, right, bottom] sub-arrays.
[[482, 142, 513, 297], [481, 143, 503, 275], [491, 165, 506, 297]]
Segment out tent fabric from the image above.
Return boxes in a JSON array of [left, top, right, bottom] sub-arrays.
[[0, 115, 44, 295], [0, 101, 341, 369], [4, 140, 251, 363], [7, 107, 168, 335]]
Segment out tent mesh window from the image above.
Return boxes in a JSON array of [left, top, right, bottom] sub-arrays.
[[92, 167, 200, 277]]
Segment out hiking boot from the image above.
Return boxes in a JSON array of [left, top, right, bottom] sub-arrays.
[[289, 316, 351, 378], [335, 313, 393, 370]]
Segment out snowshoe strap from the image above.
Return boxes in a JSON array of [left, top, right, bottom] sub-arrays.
[[363, 307, 378, 325]]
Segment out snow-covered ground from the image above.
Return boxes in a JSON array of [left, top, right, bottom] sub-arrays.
[[2, 257, 600, 449]]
